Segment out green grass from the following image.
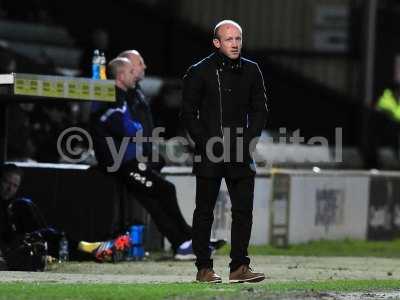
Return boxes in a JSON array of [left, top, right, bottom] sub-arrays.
[[1, 280, 400, 300], [217, 238, 400, 258], [3, 239, 400, 299]]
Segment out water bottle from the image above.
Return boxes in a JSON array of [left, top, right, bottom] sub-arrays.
[[92, 49, 100, 79], [58, 232, 69, 263], [99, 51, 107, 80], [129, 225, 145, 261]]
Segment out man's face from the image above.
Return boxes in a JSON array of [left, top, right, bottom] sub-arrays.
[[0, 173, 21, 201], [213, 25, 242, 59], [120, 62, 136, 90], [128, 53, 147, 83]]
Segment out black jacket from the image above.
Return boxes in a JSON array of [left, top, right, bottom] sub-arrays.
[[127, 85, 154, 158], [181, 52, 269, 178], [127, 86, 165, 171]]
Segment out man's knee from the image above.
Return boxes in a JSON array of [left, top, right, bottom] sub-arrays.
[[231, 207, 252, 219], [194, 206, 215, 219]]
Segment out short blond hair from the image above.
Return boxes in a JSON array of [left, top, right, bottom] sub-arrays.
[[107, 57, 131, 79], [118, 49, 140, 59]]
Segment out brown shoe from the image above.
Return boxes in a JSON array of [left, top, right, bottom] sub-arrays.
[[229, 265, 265, 283], [196, 268, 222, 283]]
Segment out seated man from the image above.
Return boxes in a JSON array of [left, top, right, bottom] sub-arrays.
[[0, 164, 61, 269], [90, 57, 224, 260]]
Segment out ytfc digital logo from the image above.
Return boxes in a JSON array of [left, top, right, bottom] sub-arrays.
[[57, 126, 344, 172]]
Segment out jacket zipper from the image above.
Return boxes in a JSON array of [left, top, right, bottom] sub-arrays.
[[216, 69, 224, 142]]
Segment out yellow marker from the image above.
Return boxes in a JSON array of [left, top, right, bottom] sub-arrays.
[[78, 241, 102, 253]]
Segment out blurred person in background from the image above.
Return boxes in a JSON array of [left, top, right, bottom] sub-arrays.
[[118, 50, 165, 171], [90, 58, 224, 260], [0, 164, 65, 269], [181, 20, 268, 283]]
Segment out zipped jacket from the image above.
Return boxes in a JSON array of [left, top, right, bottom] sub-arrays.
[[182, 52, 269, 178], [127, 85, 154, 159]]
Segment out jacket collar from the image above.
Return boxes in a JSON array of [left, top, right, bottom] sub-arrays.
[[115, 86, 129, 105], [127, 83, 142, 97], [213, 51, 242, 72]]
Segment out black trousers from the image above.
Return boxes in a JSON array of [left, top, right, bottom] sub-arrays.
[[192, 176, 254, 272], [117, 160, 192, 251]]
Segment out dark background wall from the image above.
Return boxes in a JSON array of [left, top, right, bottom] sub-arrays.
[[17, 166, 163, 250]]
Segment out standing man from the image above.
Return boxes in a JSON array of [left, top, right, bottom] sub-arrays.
[[182, 20, 269, 283]]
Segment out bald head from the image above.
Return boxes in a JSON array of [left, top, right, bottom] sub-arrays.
[[118, 49, 140, 58], [107, 57, 135, 91], [118, 49, 147, 83], [213, 20, 242, 40]]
